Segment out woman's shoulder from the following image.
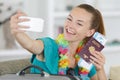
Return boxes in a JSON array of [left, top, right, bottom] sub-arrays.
[[36, 37, 57, 44], [36, 37, 54, 41]]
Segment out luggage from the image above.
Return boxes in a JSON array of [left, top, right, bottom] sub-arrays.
[[0, 65, 81, 80]]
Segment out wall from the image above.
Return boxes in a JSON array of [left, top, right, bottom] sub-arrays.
[[103, 15, 120, 41], [103, 46, 120, 77], [0, 49, 31, 62], [98, 0, 120, 42], [0, 25, 6, 49]]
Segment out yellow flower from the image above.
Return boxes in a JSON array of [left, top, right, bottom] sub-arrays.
[[56, 34, 64, 43], [59, 59, 69, 68]]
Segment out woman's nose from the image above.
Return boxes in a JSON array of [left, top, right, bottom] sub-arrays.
[[69, 22, 75, 29]]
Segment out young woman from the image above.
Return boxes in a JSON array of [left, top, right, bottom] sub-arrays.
[[10, 4, 107, 80]]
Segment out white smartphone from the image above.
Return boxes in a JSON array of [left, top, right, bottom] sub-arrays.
[[18, 16, 44, 32]]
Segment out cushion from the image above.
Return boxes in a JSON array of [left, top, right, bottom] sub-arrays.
[[0, 58, 31, 76], [109, 66, 120, 80]]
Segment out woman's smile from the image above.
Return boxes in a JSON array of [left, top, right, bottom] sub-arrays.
[[66, 27, 76, 35]]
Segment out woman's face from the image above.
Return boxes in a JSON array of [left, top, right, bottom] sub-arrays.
[[64, 7, 95, 42]]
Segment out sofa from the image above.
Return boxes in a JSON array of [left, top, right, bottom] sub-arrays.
[[0, 58, 31, 76]]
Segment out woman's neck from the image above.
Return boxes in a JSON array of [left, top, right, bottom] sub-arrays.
[[68, 41, 81, 55]]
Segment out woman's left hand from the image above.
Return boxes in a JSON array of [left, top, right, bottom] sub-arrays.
[[90, 51, 105, 71]]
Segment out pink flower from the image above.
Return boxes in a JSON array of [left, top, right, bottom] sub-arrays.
[[59, 71, 64, 75], [59, 46, 68, 55]]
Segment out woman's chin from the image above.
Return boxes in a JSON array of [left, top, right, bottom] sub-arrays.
[[64, 35, 74, 41], [64, 33, 72, 40]]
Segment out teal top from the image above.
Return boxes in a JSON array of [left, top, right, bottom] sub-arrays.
[[31, 37, 96, 78]]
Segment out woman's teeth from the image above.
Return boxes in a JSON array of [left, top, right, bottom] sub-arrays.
[[67, 29, 75, 35]]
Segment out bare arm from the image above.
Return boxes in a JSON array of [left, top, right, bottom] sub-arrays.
[[90, 51, 107, 80], [97, 67, 107, 80], [90, 68, 107, 80], [10, 11, 44, 54]]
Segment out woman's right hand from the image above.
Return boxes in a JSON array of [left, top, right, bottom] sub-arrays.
[[10, 11, 44, 54], [10, 11, 30, 35]]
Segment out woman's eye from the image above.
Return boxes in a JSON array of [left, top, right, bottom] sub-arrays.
[[77, 23, 83, 26], [67, 18, 72, 21]]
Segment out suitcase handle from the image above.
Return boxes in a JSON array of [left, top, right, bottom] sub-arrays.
[[16, 65, 45, 77]]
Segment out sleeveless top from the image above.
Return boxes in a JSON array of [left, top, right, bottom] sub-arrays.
[[31, 37, 96, 78]]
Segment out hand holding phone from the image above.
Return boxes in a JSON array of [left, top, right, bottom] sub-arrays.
[[18, 16, 44, 32]]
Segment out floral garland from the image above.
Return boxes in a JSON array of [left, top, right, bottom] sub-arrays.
[[56, 34, 89, 76]]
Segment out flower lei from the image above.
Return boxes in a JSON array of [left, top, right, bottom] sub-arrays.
[[56, 34, 89, 76]]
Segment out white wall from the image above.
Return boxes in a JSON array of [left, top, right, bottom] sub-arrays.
[[103, 46, 120, 77], [103, 15, 120, 41], [0, 26, 6, 49], [0, 49, 31, 62], [97, 0, 120, 11], [97, 0, 120, 42]]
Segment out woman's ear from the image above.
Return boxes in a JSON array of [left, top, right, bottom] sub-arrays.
[[86, 29, 95, 37]]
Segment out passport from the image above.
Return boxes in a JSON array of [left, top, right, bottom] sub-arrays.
[[77, 32, 107, 71], [78, 37, 104, 63]]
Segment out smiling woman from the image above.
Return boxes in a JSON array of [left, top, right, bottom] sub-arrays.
[[64, 7, 94, 42], [10, 4, 107, 80]]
